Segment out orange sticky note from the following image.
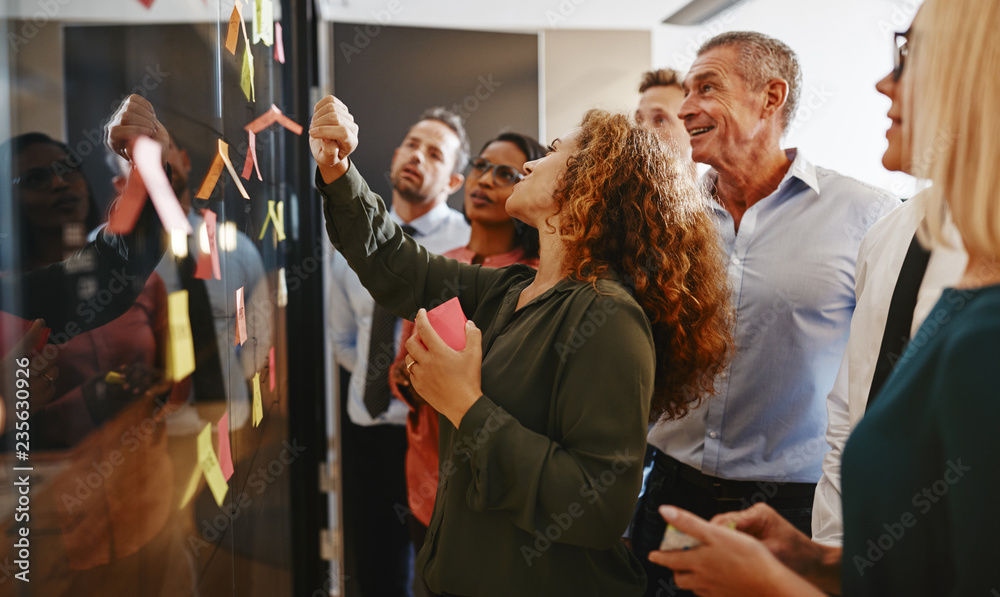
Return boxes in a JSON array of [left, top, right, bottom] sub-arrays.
[[195, 152, 225, 200], [252, 372, 263, 427], [274, 23, 285, 64], [245, 104, 302, 135], [218, 411, 234, 481], [268, 346, 276, 391], [217, 139, 251, 200], [235, 286, 247, 346], [225, 5, 240, 54], [197, 422, 229, 506], [106, 166, 147, 234], [241, 129, 262, 181], [133, 136, 192, 234], [166, 290, 196, 382], [194, 209, 222, 280]]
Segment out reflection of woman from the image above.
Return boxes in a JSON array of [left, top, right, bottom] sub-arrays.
[[388, 132, 544, 595], [5, 132, 189, 592], [311, 97, 732, 596], [649, 2, 1000, 595]]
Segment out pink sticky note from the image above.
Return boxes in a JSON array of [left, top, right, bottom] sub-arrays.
[[274, 23, 285, 64], [426, 298, 468, 351], [194, 209, 221, 280], [106, 166, 147, 234], [268, 346, 276, 391], [235, 286, 247, 346], [246, 105, 280, 134], [275, 112, 303, 136], [217, 411, 234, 481], [241, 130, 262, 181], [133, 136, 192, 234]]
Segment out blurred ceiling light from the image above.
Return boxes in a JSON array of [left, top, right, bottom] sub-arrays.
[[663, 0, 748, 25], [219, 221, 239, 253], [170, 229, 189, 259]]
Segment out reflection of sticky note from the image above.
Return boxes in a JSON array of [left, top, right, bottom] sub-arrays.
[[218, 411, 234, 481], [268, 346, 276, 391], [426, 298, 468, 351], [166, 290, 196, 381], [241, 130, 262, 181], [241, 44, 255, 102], [217, 139, 251, 200], [197, 423, 229, 507], [277, 268, 288, 307], [106, 166, 147, 234], [195, 153, 225, 200], [178, 466, 202, 510], [133, 136, 192, 234], [252, 372, 263, 427], [258, 200, 286, 242], [225, 5, 240, 54], [194, 209, 222, 280], [235, 286, 247, 346], [274, 23, 285, 63]]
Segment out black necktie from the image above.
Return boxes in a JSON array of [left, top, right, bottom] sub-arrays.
[[866, 231, 932, 410], [178, 254, 227, 403], [363, 224, 417, 418]]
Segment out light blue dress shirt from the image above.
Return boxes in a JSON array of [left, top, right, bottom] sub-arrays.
[[647, 149, 899, 483], [328, 200, 470, 426]]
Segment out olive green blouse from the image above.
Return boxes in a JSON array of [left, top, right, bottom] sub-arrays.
[[319, 163, 652, 596]]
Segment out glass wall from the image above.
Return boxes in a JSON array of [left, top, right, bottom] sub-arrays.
[[0, 1, 326, 595]]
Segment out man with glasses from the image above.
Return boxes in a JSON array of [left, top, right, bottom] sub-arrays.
[[629, 31, 899, 597], [328, 107, 470, 596]]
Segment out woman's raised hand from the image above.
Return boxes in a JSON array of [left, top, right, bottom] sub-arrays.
[[309, 95, 359, 184]]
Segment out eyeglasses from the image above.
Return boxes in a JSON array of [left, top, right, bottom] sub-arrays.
[[468, 157, 523, 188], [13, 161, 84, 192], [893, 30, 909, 81]]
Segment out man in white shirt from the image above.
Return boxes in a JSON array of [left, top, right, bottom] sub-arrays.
[[328, 108, 471, 596]]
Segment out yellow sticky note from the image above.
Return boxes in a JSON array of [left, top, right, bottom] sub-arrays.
[[253, 0, 274, 46], [197, 423, 229, 507], [258, 200, 286, 242], [252, 372, 263, 427], [178, 466, 202, 510], [166, 290, 196, 382], [241, 44, 255, 102]]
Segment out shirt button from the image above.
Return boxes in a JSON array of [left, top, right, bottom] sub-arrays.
[[731, 255, 741, 266], [708, 431, 719, 439]]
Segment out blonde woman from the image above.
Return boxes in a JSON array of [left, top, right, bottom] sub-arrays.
[[648, 1, 1000, 595]]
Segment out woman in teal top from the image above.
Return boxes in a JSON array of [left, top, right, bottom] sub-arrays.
[[309, 100, 733, 595], [642, 0, 1000, 595]]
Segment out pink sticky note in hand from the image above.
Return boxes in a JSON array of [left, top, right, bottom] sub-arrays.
[[425, 298, 468, 351], [268, 346, 276, 391], [218, 411, 234, 481], [106, 166, 147, 234], [133, 136, 192, 234], [235, 287, 247, 346]]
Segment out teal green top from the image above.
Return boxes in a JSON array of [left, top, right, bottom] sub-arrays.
[[842, 284, 1000, 595], [318, 163, 651, 596]]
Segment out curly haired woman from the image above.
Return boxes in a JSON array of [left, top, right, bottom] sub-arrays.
[[310, 100, 732, 596]]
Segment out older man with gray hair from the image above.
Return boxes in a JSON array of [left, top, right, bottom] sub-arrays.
[[629, 31, 898, 596]]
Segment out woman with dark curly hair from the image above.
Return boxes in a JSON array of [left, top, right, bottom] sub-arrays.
[[309, 97, 732, 596]]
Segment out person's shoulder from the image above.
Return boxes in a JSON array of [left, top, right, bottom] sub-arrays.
[[813, 165, 898, 206], [567, 278, 648, 321]]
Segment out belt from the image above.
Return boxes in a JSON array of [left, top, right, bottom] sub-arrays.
[[653, 452, 816, 502]]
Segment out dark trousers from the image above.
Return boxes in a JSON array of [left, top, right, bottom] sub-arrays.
[[630, 451, 816, 597], [407, 516, 443, 597], [340, 367, 413, 597]]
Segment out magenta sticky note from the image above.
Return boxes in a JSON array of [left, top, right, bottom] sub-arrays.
[[426, 297, 467, 351], [218, 411, 234, 481]]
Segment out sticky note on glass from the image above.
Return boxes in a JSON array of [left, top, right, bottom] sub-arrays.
[[235, 286, 247, 346], [225, 5, 241, 54], [197, 422, 229, 506], [277, 267, 288, 307], [178, 466, 202, 510], [252, 372, 263, 427], [133, 136, 192, 234], [425, 297, 468, 351], [200, 140, 250, 200], [241, 44, 255, 102], [194, 209, 222, 280], [253, 0, 274, 46], [241, 129, 262, 181], [218, 411, 234, 481], [268, 345, 276, 391], [219, 140, 251, 199], [258, 200, 286, 242], [166, 290, 196, 381], [245, 104, 303, 135], [274, 22, 285, 63]]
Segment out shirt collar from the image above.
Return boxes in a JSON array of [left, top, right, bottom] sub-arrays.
[[701, 147, 820, 214], [389, 201, 456, 237]]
